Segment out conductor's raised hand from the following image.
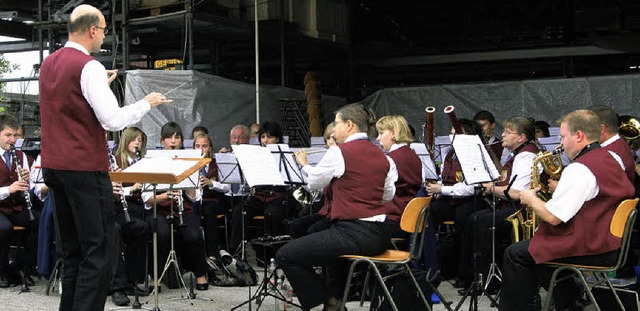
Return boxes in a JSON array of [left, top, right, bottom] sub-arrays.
[[144, 92, 173, 107]]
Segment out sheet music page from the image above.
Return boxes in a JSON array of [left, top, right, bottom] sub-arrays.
[[214, 153, 243, 184], [409, 143, 439, 180], [232, 145, 285, 187], [451, 134, 500, 185], [139, 149, 202, 191], [434, 135, 452, 164], [310, 136, 325, 147]]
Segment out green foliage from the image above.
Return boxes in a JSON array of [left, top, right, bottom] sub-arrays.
[[0, 54, 18, 102]]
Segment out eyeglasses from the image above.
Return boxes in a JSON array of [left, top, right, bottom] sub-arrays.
[[95, 25, 109, 35], [502, 129, 519, 135]]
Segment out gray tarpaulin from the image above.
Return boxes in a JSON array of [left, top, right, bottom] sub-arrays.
[[362, 74, 640, 138], [124, 70, 346, 150]]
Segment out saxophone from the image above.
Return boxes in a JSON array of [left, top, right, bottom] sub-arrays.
[[507, 145, 564, 242]]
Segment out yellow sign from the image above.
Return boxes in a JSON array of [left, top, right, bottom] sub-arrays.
[[154, 59, 183, 70]]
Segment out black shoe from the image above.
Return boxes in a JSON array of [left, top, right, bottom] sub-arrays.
[[111, 291, 130, 306], [195, 282, 208, 291], [0, 276, 9, 288], [124, 285, 150, 297], [452, 277, 469, 289]]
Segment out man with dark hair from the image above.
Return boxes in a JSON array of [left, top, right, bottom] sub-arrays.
[[39, 4, 170, 310], [0, 114, 35, 288], [474, 110, 506, 162], [499, 110, 634, 311], [590, 105, 635, 184]]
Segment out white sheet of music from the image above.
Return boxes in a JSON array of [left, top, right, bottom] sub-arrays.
[[409, 143, 439, 181], [434, 135, 452, 164], [451, 134, 500, 185], [139, 149, 202, 191], [232, 144, 286, 187]]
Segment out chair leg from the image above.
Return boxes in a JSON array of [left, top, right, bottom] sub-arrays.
[[601, 272, 624, 311], [405, 265, 432, 311], [340, 259, 399, 311], [542, 266, 566, 311]]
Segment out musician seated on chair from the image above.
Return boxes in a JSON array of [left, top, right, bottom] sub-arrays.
[[141, 122, 209, 291], [499, 109, 635, 311], [591, 105, 636, 185], [0, 114, 37, 288], [109, 127, 151, 306], [276, 103, 398, 311]]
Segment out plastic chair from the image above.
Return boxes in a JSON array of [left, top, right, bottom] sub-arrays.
[[542, 198, 639, 311], [339, 196, 433, 311]]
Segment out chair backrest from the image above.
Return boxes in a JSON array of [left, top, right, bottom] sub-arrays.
[[401, 196, 432, 262], [610, 198, 639, 269], [400, 197, 432, 234]]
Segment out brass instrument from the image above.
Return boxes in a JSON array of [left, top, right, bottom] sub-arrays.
[[507, 145, 564, 242], [293, 187, 319, 206], [619, 117, 640, 141], [9, 145, 35, 222]]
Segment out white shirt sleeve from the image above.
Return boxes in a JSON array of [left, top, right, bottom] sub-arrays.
[[301, 146, 344, 192], [510, 151, 536, 191], [382, 156, 398, 203], [545, 163, 598, 222], [441, 183, 476, 197], [80, 60, 151, 131]]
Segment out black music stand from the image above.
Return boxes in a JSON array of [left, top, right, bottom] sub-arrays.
[[110, 157, 210, 311], [231, 239, 301, 311], [446, 135, 500, 311], [215, 152, 251, 260]]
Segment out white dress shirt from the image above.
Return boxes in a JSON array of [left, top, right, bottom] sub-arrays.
[[66, 42, 151, 131]]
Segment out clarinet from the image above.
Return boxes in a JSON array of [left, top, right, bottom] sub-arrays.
[[174, 190, 185, 227], [109, 151, 132, 223], [9, 145, 35, 222]]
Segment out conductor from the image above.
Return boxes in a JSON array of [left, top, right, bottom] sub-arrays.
[[39, 4, 170, 311]]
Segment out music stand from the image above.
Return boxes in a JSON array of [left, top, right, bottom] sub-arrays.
[[110, 156, 210, 311], [410, 143, 440, 182], [448, 134, 500, 311], [231, 239, 301, 311], [215, 152, 250, 260]]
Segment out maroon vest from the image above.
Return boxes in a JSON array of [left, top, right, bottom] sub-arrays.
[[325, 139, 389, 220], [496, 143, 539, 187], [529, 148, 635, 263], [604, 137, 635, 184], [441, 150, 463, 186], [40, 47, 108, 171], [0, 151, 34, 214], [385, 146, 422, 221], [202, 159, 221, 203]]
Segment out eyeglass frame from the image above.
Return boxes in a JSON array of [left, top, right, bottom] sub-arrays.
[[95, 25, 109, 35]]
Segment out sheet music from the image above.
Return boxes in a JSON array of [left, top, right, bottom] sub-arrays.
[[140, 149, 202, 191], [434, 135, 452, 164], [182, 139, 194, 149], [409, 143, 439, 181], [15, 138, 24, 149], [451, 134, 500, 185], [232, 145, 285, 187], [310, 136, 325, 148], [249, 137, 260, 145]]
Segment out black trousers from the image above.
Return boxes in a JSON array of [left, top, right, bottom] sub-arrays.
[[499, 240, 618, 311], [111, 202, 149, 292], [144, 212, 207, 279], [44, 169, 116, 311], [201, 200, 222, 256], [0, 208, 38, 274], [276, 220, 394, 309], [230, 196, 287, 251]]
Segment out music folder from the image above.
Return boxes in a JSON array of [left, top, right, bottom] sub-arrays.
[[409, 143, 439, 181], [110, 154, 210, 190], [451, 134, 500, 185]]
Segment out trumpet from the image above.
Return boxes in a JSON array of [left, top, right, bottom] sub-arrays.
[[9, 145, 35, 222]]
